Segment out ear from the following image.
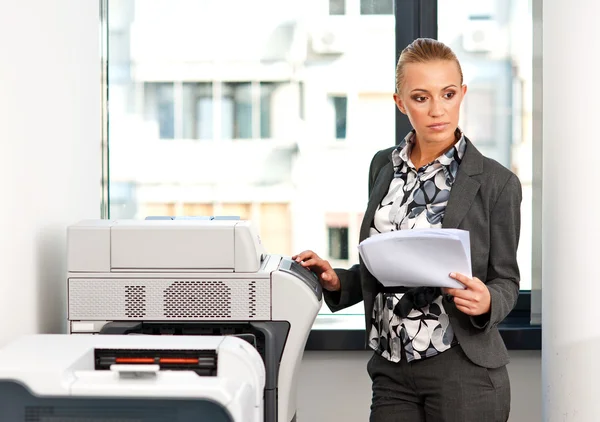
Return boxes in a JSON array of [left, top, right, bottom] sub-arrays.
[[461, 84, 467, 96], [393, 93, 407, 115]]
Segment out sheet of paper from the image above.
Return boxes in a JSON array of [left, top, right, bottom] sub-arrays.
[[357, 228, 472, 290]]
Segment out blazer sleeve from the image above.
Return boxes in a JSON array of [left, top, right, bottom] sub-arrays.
[[471, 173, 522, 331], [323, 265, 363, 312], [323, 149, 389, 312]]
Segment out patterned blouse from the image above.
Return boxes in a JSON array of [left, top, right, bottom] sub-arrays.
[[368, 129, 467, 363]]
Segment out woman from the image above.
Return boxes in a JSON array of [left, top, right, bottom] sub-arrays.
[[293, 38, 521, 422]]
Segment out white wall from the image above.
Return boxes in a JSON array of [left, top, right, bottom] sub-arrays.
[[541, 0, 600, 419], [0, 0, 101, 346], [298, 351, 542, 422]]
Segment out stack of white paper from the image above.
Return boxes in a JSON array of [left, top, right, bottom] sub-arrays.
[[357, 229, 471, 289]]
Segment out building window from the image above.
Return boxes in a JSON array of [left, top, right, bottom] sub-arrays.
[[222, 82, 253, 139], [329, 95, 347, 139], [260, 82, 277, 139], [182, 82, 213, 140], [143, 81, 290, 141], [360, 0, 394, 15], [328, 227, 349, 260], [144, 82, 174, 139], [329, 0, 345, 15]]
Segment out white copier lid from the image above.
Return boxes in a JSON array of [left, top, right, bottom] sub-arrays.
[[0, 334, 265, 405], [67, 219, 266, 273]]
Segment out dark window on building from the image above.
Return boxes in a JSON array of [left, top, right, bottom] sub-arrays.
[[328, 227, 349, 260], [361, 0, 393, 15]]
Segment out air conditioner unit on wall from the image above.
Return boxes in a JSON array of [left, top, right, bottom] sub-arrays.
[[310, 28, 348, 54], [462, 18, 498, 53]]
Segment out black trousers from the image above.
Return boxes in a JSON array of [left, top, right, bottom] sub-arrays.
[[367, 345, 510, 422]]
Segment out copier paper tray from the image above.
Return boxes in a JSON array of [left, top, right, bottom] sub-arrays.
[[95, 348, 218, 376]]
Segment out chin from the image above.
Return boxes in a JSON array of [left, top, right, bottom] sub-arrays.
[[422, 129, 454, 143]]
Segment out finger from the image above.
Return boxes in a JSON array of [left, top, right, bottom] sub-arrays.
[[293, 250, 311, 261], [452, 297, 473, 308], [455, 304, 474, 315], [299, 258, 320, 268], [445, 288, 472, 300], [449, 272, 474, 288], [444, 288, 458, 296], [293, 250, 315, 262]]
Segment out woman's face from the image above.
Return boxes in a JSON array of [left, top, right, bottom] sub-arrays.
[[394, 60, 466, 146]]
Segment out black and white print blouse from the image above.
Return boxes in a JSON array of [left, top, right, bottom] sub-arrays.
[[368, 129, 467, 363]]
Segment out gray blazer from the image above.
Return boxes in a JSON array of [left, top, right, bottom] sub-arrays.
[[324, 138, 522, 369]]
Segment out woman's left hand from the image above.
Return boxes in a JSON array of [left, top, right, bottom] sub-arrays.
[[442, 273, 491, 316]]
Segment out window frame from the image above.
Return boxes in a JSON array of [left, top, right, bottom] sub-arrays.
[[100, 0, 540, 350]]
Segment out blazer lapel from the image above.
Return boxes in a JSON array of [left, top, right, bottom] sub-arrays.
[[442, 138, 484, 229], [359, 162, 394, 242], [358, 138, 484, 233]]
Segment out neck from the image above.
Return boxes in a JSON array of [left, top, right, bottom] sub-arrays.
[[410, 133, 457, 168]]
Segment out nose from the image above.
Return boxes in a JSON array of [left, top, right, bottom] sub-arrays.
[[428, 98, 444, 118]]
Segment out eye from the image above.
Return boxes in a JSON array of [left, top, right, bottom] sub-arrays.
[[444, 91, 456, 99], [412, 96, 427, 103]]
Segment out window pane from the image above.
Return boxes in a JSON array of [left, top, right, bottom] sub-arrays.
[[438, 0, 533, 290], [222, 82, 252, 139], [144, 83, 174, 139], [329, 0, 345, 15], [107, 0, 395, 324], [329, 95, 347, 139], [182, 82, 213, 140], [260, 82, 276, 139], [360, 0, 393, 15], [328, 227, 349, 260]]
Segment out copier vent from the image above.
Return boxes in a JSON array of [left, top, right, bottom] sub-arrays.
[[163, 280, 232, 318], [249, 280, 257, 317], [125, 285, 146, 318], [68, 278, 271, 321]]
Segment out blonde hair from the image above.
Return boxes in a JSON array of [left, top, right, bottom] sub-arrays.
[[395, 38, 463, 93]]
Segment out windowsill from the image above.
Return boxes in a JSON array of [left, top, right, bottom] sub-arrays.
[[306, 291, 540, 351], [306, 315, 541, 351]]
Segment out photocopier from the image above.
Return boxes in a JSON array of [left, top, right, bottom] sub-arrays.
[[64, 218, 323, 422], [0, 334, 264, 422]]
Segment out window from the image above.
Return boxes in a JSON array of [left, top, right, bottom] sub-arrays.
[[144, 83, 174, 139], [138, 81, 287, 141], [105, 0, 535, 332], [329, 95, 348, 139], [328, 227, 349, 260], [222, 83, 253, 139], [260, 82, 276, 138], [182, 83, 213, 140], [143, 82, 215, 141], [329, 0, 345, 15], [361, 0, 394, 15], [107, 0, 391, 322], [438, 0, 534, 290]]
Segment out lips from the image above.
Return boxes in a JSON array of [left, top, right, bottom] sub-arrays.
[[427, 123, 449, 131]]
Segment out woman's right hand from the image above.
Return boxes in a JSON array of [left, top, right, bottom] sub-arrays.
[[292, 250, 341, 292]]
